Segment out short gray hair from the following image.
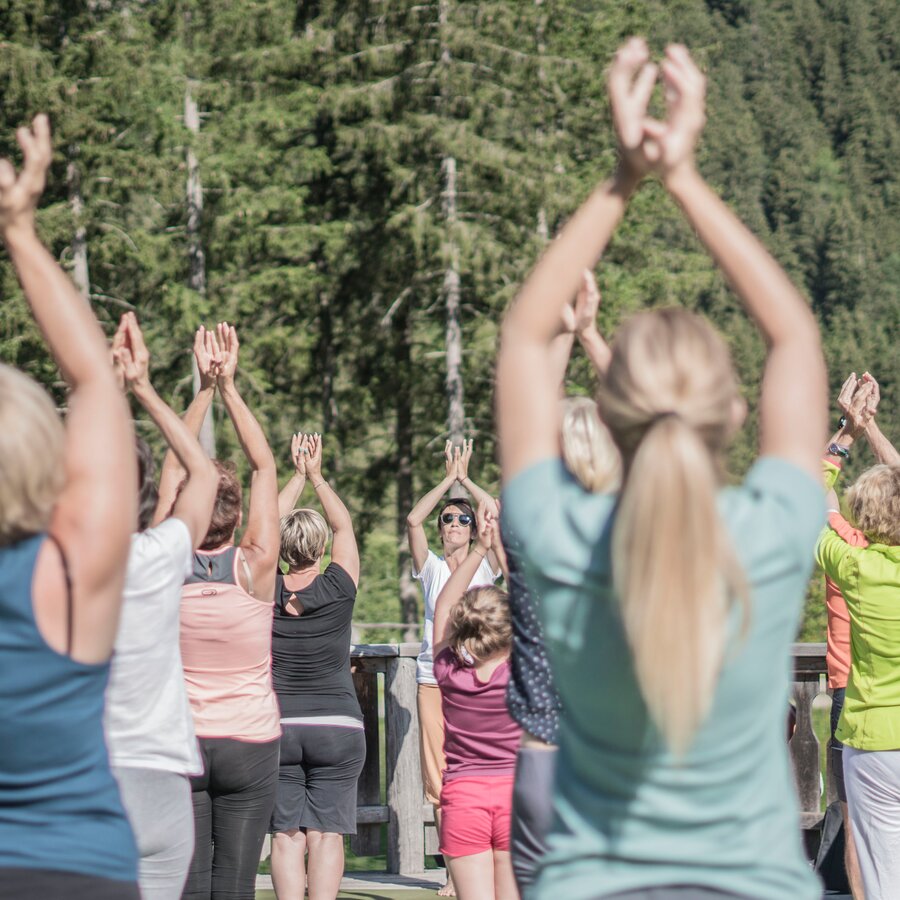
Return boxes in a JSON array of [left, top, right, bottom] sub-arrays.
[[280, 508, 330, 569]]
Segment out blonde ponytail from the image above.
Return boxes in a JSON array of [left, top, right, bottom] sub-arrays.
[[596, 308, 747, 755]]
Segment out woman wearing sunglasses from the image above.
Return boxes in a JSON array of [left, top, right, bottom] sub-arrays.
[[407, 441, 501, 895]]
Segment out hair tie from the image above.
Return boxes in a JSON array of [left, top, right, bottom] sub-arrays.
[[651, 410, 680, 424]]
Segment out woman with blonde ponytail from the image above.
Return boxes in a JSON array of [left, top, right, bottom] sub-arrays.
[[497, 39, 827, 900]]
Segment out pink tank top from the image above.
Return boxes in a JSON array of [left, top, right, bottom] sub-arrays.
[[180, 545, 281, 741]]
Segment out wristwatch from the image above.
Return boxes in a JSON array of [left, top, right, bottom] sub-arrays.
[[827, 443, 851, 460]]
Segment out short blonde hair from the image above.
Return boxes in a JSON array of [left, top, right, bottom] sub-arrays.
[[280, 508, 330, 569], [447, 586, 511, 663], [561, 396, 621, 492], [0, 365, 66, 545], [846, 465, 900, 545]]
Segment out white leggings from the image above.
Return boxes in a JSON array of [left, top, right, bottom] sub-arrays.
[[113, 767, 195, 900], [844, 747, 900, 900]]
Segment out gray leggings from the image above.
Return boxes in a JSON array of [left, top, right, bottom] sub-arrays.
[[113, 767, 195, 900]]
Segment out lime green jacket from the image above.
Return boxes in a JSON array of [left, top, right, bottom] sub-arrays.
[[817, 513, 900, 750]]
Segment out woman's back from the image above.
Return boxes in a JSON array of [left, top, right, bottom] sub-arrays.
[[271, 562, 361, 719], [502, 457, 824, 900], [180, 545, 280, 741], [0, 535, 137, 881]]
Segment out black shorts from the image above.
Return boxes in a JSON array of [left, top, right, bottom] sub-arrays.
[[271, 723, 366, 834], [829, 687, 847, 803], [0, 868, 140, 900]]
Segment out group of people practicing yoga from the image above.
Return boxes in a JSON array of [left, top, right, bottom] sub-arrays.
[[1, 37, 899, 900]]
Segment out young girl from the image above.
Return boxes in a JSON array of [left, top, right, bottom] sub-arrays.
[[432, 503, 521, 900]]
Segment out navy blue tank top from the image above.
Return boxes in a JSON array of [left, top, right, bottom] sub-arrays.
[[0, 534, 137, 881]]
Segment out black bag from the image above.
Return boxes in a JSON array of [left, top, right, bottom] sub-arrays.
[[814, 800, 850, 894]]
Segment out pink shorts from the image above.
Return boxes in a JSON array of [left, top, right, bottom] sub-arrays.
[[439, 775, 515, 857]]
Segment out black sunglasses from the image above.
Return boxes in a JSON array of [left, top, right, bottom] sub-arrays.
[[440, 513, 473, 526]]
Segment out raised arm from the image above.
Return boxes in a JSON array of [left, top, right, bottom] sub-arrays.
[[497, 40, 654, 481], [115, 313, 218, 547], [432, 501, 495, 655], [215, 323, 280, 587], [155, 326, 217, 524], [650, 47, 827, 478], [278, 433, 308, 519], [304, 433, 359, 586], [1, 116, 136, 663], [858, 375, 900, 466], [573, 270, 612, 375], [406, 440, 459, 572], [456, 440, 501, 573]]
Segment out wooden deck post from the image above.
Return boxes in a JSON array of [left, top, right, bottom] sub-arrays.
[[385, 647, 424, 875]]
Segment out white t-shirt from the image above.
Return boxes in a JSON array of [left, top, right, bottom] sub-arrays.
[[414, 548, 500, 685], [104, 517, 202, 775]]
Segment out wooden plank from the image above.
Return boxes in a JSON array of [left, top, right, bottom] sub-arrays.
[[385, 655, 424, 875], [351, 656, 388, 675], [398, 642, 421, 658], [357, 804, 390, 824], [425, 823, 440, 856], [351, 671, 383, 857], [352, 643, 401, 658]]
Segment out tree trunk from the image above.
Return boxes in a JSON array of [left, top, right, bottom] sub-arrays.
[[535, 0, 549, 241], [442, 155, 464, 454], [185, 81, 215, 457], [438, 0, 466, 500], [394, 303, 420, 644], [66, 146, 90, 301]]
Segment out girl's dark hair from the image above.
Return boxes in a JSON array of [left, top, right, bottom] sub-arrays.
[[136, 436, 159, 532], [436, 497, 476, 544]]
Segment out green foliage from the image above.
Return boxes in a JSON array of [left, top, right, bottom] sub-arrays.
[[0, 0, 897, 639]]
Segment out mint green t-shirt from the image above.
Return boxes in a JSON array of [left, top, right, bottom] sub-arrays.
[[501, 456, 824, 900]]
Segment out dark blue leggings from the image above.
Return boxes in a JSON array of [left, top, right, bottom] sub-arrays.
[[182, 737, 279, 900]]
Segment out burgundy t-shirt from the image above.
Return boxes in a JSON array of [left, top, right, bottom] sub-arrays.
[[433, 647, 522, 780]]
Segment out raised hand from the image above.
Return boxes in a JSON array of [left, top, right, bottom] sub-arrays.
[[0, 114, 52, 233], [608, 37, 659, 180], [837, 373, 858, 415], [844, 380, 877, 438], [475, 499, 495, 553], [112, 312, 151, 390], [573, 269, 601, 335], [860, 372, 880, 420], [305, 433, 323, 480], [444, 439, 459, 481], [458, 439, 474, 481], [641, 44, 707, 181], [290, 432, 308, 477], [215, 321, 239, 386], [193, 325, 219, 390]]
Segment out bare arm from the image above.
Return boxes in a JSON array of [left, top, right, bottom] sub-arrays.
[[645, 46, 826, 480], [305, 433, 359, 586], [857, 375, 900, 465], [1, 116, 136, 663], [155, 326, 217, 525], [116, 313, 218, 547], [277, 433, 307, 519], [407, 440, 458, 572], [498, 41, 660, 482], [867, 420, 900, 466], [456, 440, 501, 572], [215, 325, 280, 589]]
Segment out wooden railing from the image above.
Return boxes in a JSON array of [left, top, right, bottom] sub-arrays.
[[336, 642, 832, 875]]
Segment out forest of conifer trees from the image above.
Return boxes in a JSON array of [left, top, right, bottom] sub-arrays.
[[1, 0, 897, 640]]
